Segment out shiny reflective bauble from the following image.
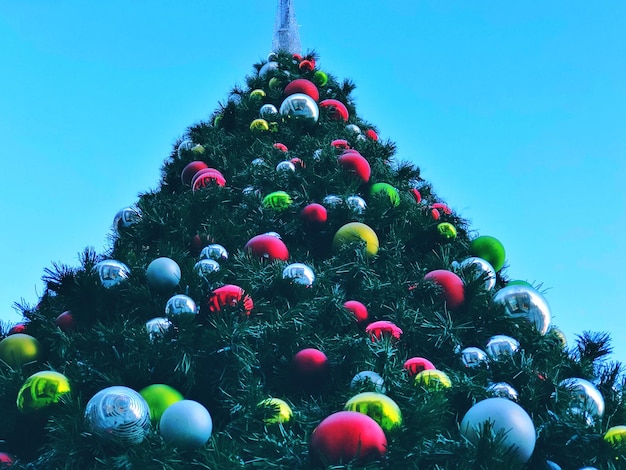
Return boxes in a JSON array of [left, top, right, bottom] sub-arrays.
[[460, 347, 489, 368], [345, 124, 362, 134], [165, 294, 197, 317], [193, 259, 220, 280], [159, 400, 213, 449], [344, 392, 402, 433], [492, 285, 552, 335], [259, 103, 279, 119], [17, 371, 71, 413], [249, 118, 269, 132], [244, 234, 289, 261], [251, 157, 266, 166], [200, 244, 228, 262], [459, 257, 496, 290], [146, 257, 181, 292], [145, 317, 173, 341], [332, 222, 379, 257], [258, 61, 279, 77], [369, 182, 400, 207], [0, 333, 42, 368], [113, 207, 141, 233], [176, 139, 194, 157], [487, 382, 519, 401], [276, 160, 296, 172], [94, 260, 131, 288], [84, 386, 151, 445], [350, 371, 386, 393], [437, 222, 457, 240], [365, 321, 403, 341], [404, 357, 436, 376], [414, 370, 452, 390], [322, 194, 343, 207], [346, 195, 367, 214], [279, 93, 319, 125], [485, 335, 520, 360], [604, 425, 626, 449], [282, 263, 315, 287], [139, 384, 184, 425], [257, 398, 293, 424], [470, 235, 506, 272], [461, 398, 536, 463], [558, 378, 605, 425]]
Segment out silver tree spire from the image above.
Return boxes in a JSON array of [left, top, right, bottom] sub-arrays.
[[272, 0, 302, 55]]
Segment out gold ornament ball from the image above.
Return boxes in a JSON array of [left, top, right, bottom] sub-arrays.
[[604, 425, 626, 448], [257, 398, 293, 424], [17, 371, 71, 413], [344, 392, 402, 433], [0, 334, 42, 368], [414, 369, 452, 390], [437, 222, 457, 240], [250, 118, 270, 132], [249, 89, 266, 101], [139, 384, 184, 425], [332, 222, 379, 257]]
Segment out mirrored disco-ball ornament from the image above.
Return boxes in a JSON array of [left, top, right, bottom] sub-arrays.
[[279, 93, 319, 125], [84, 386, 151, 445], [276, 160, 296, 172], [459, 257, 496, 290], [200, 244, 228, 262], [346, 195, 367, 214], [460, 347, 489, 368], [194, 259, 220, 280], [165, 294, 197, 317], [487, 382, 519, 401], [486, 335, 520, 361], [259, 104, 278, 119], [113, 206, 141, 234], [350, 371, 386, 393], [492, 284, 552, 335], [145, 317, 172, 341], [323, 195, 343, 208], [94, 260, 131, 288], [558, 378, 605, 425], [282, 263, 315, 287]]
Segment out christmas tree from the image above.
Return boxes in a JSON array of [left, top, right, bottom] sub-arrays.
[[1, 2, 625, 469]]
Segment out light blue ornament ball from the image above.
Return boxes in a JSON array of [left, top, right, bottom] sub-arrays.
[[159, 400, 213, 449], [146, 257, 181, 292]]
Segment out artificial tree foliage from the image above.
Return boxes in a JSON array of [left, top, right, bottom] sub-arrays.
[[1, 50, 625, 470]]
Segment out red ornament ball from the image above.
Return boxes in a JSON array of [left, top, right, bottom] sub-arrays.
[[403, 357, 436, 377], [299, 59, 315, 72], [343, 300, 368, 323], [431, 202, 452, 215], [365, 129, 379, 141], [244, 234, 289, 261], [292, 348, 329, 387], [55, 311, 75, 332], [206, 285, 253, 315], [8, 323, 28, 335], [273, 142, 288, 152], [301, 203, 328, 224], [337, 152, 371, 182], [309, 411, 387, 465], [0, 452, 13, 466], [411, 188, 422, 203], [424, 269, 465, 309], [284, 78, 319, 101], [320, 99, 349, 121], [330, 139, 350, 150], [191, 168, 226, 191], [365, 321, 403, 341], [181, 161, 208, 186]]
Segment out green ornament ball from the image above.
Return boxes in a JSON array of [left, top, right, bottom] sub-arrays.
[[262, 191, 293, 211], [17, 371, 71, 413], [257, 398, 293, 424], [250, 118, 270, 132], [0, 334, 42, 368], [470, 235, 506, 272], [139, 384, 184, 424], [313, 70, 328, 87], [370, 183, 400, 207], [437, 222, 457, 240]]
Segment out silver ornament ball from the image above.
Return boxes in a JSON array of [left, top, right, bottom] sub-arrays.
[[558, 378, 605, 425], [485, 335, 520, 361], [322, 195, 343, 208], [145, 317, 173, 341], [350, 371, 386, 393], [165, 294, 197, 317], [94, 260, 131, 288], [459, 257, 496, 290], [113, 206, 141, 233], [346, 195, 367, 214], [259, 61, 279, 78], [492, 284, 552, 335], [194, 259, 220, 280], [460, 347, 489, 368], [200, 244, 228, 262], [279, 93, 319, 125], [282, 263, 315, 287], [259, 104, 279, 119], [84, 386, 151, 445], [487, 382, 519, 401], [177, 140, 194, 157], [345, 124, 362, 135], [276, 160, 296, 172]]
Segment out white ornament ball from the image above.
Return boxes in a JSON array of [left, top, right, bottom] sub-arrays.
[[159, 400, 213, 449], [460, 397, 536, 463], [146, 257, 181, 292]]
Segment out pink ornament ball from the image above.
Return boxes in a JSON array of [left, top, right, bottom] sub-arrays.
[[181, 161, 208, 186], [191, 168, 226, 191], [320, 99, 349, 121], [301, 203, 328, 224], [309, 411, 387, 465], [343, 300, 368, 323], [365, 320, 403, 341], [403, 357, 436, 377], [292, 348, 329, 388], [244, 234, 289, 261], [365, 129, 379, 141], [424, 269, 465, 309], [284, 78, 319, 101], [337, 152, 371, 182]]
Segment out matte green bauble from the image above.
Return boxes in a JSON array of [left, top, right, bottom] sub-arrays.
[[369, 183, 400, 207], [332, 222, 379, 257], [0, 334, 42, 368], [139, 384, 184, 425], [17, 371, 71, 413], [470, 236, 506, 271], [313, 70, 328, 87]]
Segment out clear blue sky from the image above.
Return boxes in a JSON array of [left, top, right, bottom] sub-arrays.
[[1, 1, 625, 360]]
